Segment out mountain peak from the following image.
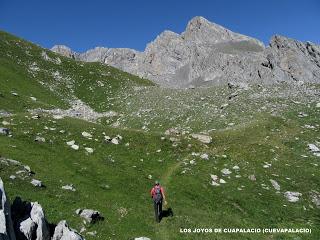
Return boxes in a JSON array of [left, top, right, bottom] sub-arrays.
[[51, 45, 78, 59]]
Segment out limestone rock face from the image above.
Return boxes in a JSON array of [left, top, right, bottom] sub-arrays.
[[0, 178, 16, 240], [51, 45, 79, 59], [0, 179, 84, 240], [51, 16, 320, 88], [52, 221, 83, 240]]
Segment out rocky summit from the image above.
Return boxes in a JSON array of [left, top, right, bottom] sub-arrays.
[[51, 16, 320, 88]]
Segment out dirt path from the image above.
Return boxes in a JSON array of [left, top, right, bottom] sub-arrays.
[[155, 160, 182, 239]]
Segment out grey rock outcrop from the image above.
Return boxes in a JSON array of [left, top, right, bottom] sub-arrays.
[[0, 178, 16, 240], [50, 45, 79, 60], [52, 221, 83, 240], [0, 179, 84, 240], [0, 128, 10, 136], [51, 16, 320, 88], [76, 209, 103, 223]]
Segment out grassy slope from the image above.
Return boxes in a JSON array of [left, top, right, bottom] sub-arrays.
[[0, 31, 320, 240]]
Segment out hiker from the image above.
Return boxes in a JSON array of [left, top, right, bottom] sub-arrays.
[[150, 180, 166, 222]]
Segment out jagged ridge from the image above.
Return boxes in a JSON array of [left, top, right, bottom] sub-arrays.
[[51, 16, 320, 88]]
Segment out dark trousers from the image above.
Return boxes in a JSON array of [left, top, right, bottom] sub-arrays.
[[153, 200, 162, 222]]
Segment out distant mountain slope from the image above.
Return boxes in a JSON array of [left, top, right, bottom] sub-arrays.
[[0, 30, 154, 113], [52, 16, 320, 88]]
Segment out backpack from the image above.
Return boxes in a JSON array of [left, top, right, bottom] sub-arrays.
[[153, 186, 163, 203]]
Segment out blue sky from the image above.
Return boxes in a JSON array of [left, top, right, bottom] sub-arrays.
[[1, 0, 319, 52]]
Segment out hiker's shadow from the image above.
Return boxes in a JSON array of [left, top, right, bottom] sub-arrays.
[[160, 208, 174, 221]]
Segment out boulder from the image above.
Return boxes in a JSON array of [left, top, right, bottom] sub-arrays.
[[29, 202, 50, 240], [84, 147, 94, 153], [71, 145, 79, 150], [191, 133, 212, 144], [0, 178, 16, 240], [81, 131, 92, 138], [308, 143, 319, 152], [76, 209, 103, 223], [0, 180, 85, 240], [310, 191, 320, 208], [200, 153, 209, 160], [52, 220, 83, 240], [0, 128, 10, 136], [270, 179, 281, 191], [284, 191, 302, 202], [221, 168, 232, 175], [19, 217, 36, 239], [31, 179, 43, 187], [35, 136, 46, 143], [61, 185, 76, 192]]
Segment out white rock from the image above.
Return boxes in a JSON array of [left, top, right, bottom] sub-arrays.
[[270, 179, 281, 191], [0, 127, 10, 135], [1, 121, 10, 126], [20, 217, 37, 239], [35, 136, 46, 142], [82, 131, 92, 138], [316, 103, 320, 108], [200, 153, 209, 160], [308, 144, 319, 152], [71, 145, 79, 150], [104, 136, 111, 141], [52, 220, 84, 240], [62, 185, 76, 192], [221, 168, 232, 175], [30, 97, 37, 101], [211, 181, 220, 186], [111, 138, 119, 144], [31, 179, 42, 187], [86, 231, 97, 236], [284, 191, 302, 202], [232, 165, 240, 170], [0, 178, 16, 239], [30, 202, 50, 240], [135, 237, 151, 240], [191, 133, 212, 144], [85, 147, 94, 153], [76, 209, 103, 223], [66, 140, 75, 146], [219, 179, 226, 184], [210, 174, 218, 181]]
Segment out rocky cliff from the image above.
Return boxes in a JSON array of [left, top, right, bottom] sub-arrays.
[[0, 178, 84, 240], [51, 16, 320, 88]]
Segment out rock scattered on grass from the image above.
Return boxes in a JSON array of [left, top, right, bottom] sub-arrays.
[[76, 209, 104, 223], [308, 143, 319, 152], [191, 133, 212, 144], [31, 179, 43, 187], [62, 184, 76, 192], [85, 147, 94, 153], [270, 179, 281, 191], [0, 127, 10, 136], [284, 191, 302, 202], [81, 131, 92, 138], [248, 175, 256, 181], [310, 191, 320, 208], [35, 136, 46, 143]]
